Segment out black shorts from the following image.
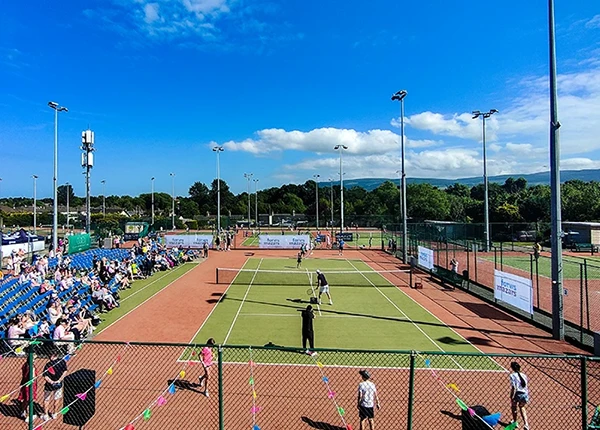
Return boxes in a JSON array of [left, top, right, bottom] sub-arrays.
[[359, 406, 374, 420]]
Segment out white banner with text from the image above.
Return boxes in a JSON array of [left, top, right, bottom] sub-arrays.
[[164, 234, 213, 249], [417, 246, 435, 270], [494, 269, 533, 314], [259, 235, 310, 249]]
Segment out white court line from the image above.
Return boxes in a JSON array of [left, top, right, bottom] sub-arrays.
[[306, 268, 321, 316], [223, 259, 263, 345], [210, 361, 506, 372], [119, 264, 194, 303], [238, 312, 408, 319], [95, 263, 198, 336], [345, 259, 465, 370]]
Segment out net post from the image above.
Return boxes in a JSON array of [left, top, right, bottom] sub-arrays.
[[409, 267, 413, 288], [216, 267, 219, 284], [407, 350, 416, 430], [581, 355, 588, 430], [218, 344, 224, 430]]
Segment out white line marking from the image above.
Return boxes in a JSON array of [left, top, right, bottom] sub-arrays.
[[223, 259, 263, 345], [238, 313, 408, 319], [345, 259, 464, 369], [95, 264, 198, 336]]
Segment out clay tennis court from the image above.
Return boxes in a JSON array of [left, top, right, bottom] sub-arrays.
[[0, 242, 597, 429]]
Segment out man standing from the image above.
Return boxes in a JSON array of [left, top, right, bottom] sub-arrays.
[[357, 370, 380, 430], [338, 238, 345, 256], [301, 305, 317, 356], [42, 350, 68, 421], [316, 269, 333, 305]]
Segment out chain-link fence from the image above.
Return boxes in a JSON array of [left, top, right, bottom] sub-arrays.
[[0, 340, 598, 430]]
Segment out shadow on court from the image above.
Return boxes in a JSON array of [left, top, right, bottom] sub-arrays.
[[301, 416, 346, 430]]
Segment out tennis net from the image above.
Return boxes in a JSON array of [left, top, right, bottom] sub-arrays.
[[215, 268, 413, 288]]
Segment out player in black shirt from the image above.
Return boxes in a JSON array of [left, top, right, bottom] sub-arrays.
[[301, 305, 317, 356], [42, 350, 68, 420]]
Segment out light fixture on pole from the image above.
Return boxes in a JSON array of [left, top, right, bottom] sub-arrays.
[[151, 177, 155, 226], [101, 180, 106, 218], [391, 90, 408, 263], [253, 178, 259, 229], [65, 182, 70, 231], [244, 173, 253, 225], [32, 175, 38, 234], [48, 101, 68, 254], [213, 146, 224, 233], [548, 0, 564, 340], [313, 174, 320, 229], [472, 109, 498, 252], [170, 173, 176, 230], [333, 145, 348, 233]]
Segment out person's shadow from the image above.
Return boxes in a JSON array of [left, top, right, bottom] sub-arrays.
[[167, 379, 205, 394], [0, 400, 23, 419], [301, 416, 346, 430]]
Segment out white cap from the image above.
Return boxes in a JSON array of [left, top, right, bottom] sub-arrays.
[[316, 269, 321, 274]]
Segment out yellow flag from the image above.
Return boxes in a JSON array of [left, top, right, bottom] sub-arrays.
[[15, 347, 23, 354], [447, 383, 459, 392], [252, 390, 257, 399], [316, 361, 324, 368], [107, 367, 113, 375], [0, 395, 9, 403], [179, 370, 186, 379]]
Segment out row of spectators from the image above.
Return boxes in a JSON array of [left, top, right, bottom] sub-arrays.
[[4, 236, 203, 354]]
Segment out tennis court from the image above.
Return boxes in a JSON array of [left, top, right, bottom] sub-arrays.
[[187, 257, 500, 370]]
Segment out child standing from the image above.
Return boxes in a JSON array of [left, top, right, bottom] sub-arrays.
[[198, 338, 216, 397], [509, 361, 530, 430]]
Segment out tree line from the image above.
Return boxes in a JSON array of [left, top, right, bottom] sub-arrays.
[[1, 177, 598, 228]]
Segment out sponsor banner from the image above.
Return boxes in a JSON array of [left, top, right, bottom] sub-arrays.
[[494, 269, 533, 314], [68, 233, 91, 254], [417, 246, 434, 270], [259, 235, 310, 249], [164, 234, 213, 249], [336, 232, 354, 242], [2, 240, 45, 255]]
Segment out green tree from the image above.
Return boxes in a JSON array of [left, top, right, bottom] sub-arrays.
[[407, 183, 450, 220]]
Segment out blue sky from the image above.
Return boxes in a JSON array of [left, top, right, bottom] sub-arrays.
[[1, 0, 599, 198]]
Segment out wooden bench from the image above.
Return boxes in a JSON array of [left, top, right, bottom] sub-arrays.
[[430, 266, 463, 290], [571, 243, 598, 253]]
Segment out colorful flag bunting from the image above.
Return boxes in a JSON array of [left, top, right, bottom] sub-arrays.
[[179, 370, 186, 379], [143, 409, 151, 421], [76, 393, 87, 401], [157, 396, 167, 406]]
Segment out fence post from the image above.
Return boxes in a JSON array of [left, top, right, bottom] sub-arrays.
[[580, 263, 584, 344], [218, 345, 224, 430], [28, 345, 34, 430], [584, 260, 590, 331], [581, 356, 588, 430], [500, 242, 503, 270], [407, 351, 416, 430]]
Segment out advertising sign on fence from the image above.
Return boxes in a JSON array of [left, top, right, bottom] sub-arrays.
[[68, 233, 91, 254], [494, 269, 533, 314], [164, 234, 213, 249], [336, 232, 354, 242], [417, 246, 434, 270], [259, 235, 310, 249]]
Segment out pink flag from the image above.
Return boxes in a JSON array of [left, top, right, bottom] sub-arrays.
[[76, 393, 87, 401], [157, 396, 167, 406]]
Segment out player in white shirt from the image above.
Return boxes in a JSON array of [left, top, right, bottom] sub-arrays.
[[357, 370, 380, 430]]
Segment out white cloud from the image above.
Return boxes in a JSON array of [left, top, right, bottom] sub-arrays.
[[586, 15, 600, 29], [561, 158, 600, 170], [143, 3, 160, 24], [394, 111, 499, 142]]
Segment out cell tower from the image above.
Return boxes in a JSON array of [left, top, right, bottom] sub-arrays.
[[81, 129, 95, 233]]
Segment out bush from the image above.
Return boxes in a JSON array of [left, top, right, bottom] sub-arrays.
[[185, 220, 198, 230]]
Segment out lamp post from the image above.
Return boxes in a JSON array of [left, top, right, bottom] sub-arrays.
[[65, 182, 70, 231], [313, 174, 320, 230], [472, 109, 498, 252], [244, 173, 253, 225], [395, 169, 402, 226], [253, 178, 259, 229], [151, 177, 155, 226], [391, 90, 408, 263], [170, 173, 175, 230], [48, 101, 68, 254], [329, 177, 334, 228], [101, 180, 106, 218], [81, 129, 94, 234], [334, 145, 348, 233], [32, 175, 38, 234], [548, 0, 563, 340], [213, 146, 224, 233]]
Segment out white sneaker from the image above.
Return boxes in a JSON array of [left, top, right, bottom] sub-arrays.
[[305, 349, 311, 355], [204, 390, 210, 397], [41, 414, 50, 422], [310, 351, 318, 357], [329, 301, 333, 305]]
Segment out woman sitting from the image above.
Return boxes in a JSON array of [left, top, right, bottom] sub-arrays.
[[7, 317, 27, 349], [52, 318, 76, 353]]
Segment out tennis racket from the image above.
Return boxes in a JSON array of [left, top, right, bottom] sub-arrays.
[[306, 288, 316, 296]]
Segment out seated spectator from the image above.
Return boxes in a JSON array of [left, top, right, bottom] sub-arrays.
[[48, 300, 63, 325], [66, 305, 93, 338], [114, 272, 131, 290], [53, 318, 76, 353], [7, 317, 27, 349]]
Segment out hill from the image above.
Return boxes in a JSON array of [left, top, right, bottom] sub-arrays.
[[323, 169, 600, 191]]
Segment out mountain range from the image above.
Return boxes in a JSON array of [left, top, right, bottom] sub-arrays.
[[322, 169, 600, 191]]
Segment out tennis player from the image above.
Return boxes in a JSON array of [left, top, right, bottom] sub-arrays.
[[316, 269, 333, 305], [297, 251, 303, 268], [301, 305, 317, 356]]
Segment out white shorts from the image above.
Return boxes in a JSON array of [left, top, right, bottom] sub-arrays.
[[44, 387, 63, 401], [319, 284, 329, 294]]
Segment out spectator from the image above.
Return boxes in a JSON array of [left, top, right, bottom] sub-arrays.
[[48, 300, 63, 325], [357, 370, 380, 430], [53, 318, 76, 353], [509, 361, 530, 430], [7, 317, 27, 349], [42, 349, 67, 421]]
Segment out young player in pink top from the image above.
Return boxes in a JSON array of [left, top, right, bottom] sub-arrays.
[[198, 338, 215, 397]]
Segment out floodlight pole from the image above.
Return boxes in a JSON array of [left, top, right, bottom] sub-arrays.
[[48, 101, 68, 253], [313, 174, 320, 229], [101, 180, 106, 218], [392, 90, 408, 263], [334, 145, 348, 233], [151, 177, 155, 226], [253, 178, 259, 230], [549, 0, 564, 340], [170, 173, 175, 230], [213, 146, 224, 233], [329, 177, 334, 228], [472, 109, 497, 252], [65, 182, 69, 231], [32, 175, 38, 234], [244, 173, 253, 225]]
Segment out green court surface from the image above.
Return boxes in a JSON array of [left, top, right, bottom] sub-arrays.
[[187, 257, 499, 369], [241, 231, 381, 248], [483, 256, 600, 279]]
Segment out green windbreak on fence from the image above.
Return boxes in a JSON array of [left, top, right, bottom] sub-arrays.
[[68, 233, 91, 254]]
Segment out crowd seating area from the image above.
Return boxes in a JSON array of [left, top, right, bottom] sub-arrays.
[[1, 240, 201, 352]]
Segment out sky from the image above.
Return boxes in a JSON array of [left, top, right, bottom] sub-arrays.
[[0, 0, 599, 199]]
